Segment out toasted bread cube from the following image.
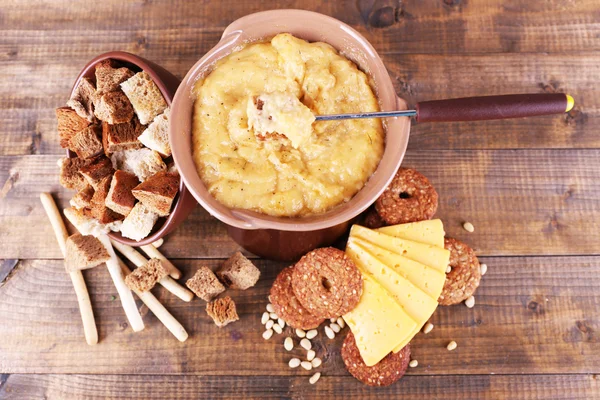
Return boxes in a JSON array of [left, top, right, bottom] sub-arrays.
[[64, 207, 122, 236], [105, 170, 139, 216], [120, 72, 167, 124], [70, 185, 95, 209], [138, 108, 170, 156], [216, 252, 260, 290], [102, 118, 144, 155], [58, 157, 91, 191], [125, 258, 168, 292], [186, 266, 226, 302], [94, 90, 134, 124], [110, 148, 166, 182], [95, 59, 135, 94], [68, 125, 103, 159], [79, 156, 115, 190], [83, 176, 124, 224], [120, 203, 159, 241], [206, 296, 239, 328], [64, 233, 110, 272], [131, 171, 179, 217], [56, 107, 91, 148], [67, 77, 96, 122]]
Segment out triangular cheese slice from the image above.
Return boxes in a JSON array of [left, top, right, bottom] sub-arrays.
[[342, 275, 417, 366], [375, 219, 445, 248]]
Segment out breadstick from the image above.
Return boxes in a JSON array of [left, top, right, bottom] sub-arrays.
[[96, 235, 145, 332], [140, 244, 181, 279], [111, 240, 193, 302], [39, 193, 98, 345], [152, 238, 164, 248], [119, 259, 189, 342]]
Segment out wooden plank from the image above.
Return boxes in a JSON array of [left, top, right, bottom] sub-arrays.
[[0, 256, 598, 375], [1, 374, 599, 400], [1, 52, 598, 156], [1, 151, 599, 260]]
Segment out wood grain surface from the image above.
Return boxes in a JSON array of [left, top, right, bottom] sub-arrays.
[[1, 0, 599, 398]]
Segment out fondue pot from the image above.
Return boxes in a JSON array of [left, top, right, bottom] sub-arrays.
[[72, 10, 567, 259]]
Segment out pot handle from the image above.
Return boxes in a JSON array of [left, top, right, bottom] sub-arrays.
[[416, 93, 574, 123]]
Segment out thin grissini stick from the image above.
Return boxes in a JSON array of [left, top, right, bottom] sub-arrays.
[[152, 238, 164, 248], [111, 240, 193, 302], [118, 259, 189, 342], [96, 235, 145, 332], [39, 193, 98, 345], [140, 244, 182, 279]]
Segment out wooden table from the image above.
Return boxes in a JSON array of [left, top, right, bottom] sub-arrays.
[[1, 1, 599, 398]]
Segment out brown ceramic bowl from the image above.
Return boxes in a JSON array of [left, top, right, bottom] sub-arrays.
[[170, 10, 410, 260], [69, 51, 196, 246]]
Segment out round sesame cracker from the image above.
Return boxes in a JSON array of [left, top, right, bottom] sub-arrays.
[[438, 237, 482, 306], [363, 206, 386, 229], [291, 248, 363, 319], [375, 167, 438, 225], [342, 331, 410, 387], [269, 267, 324, 330]]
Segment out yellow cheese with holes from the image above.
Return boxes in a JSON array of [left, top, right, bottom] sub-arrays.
[[346, 242, 440, 353], [375, 219, 445, 248], [348, 237, 446, 299], [342, 275, 417, 366], [350, 225, 450, 273]]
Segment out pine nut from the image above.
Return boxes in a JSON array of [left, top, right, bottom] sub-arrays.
[[330, 323, 341, 333], [325, 326, 335, 339], [273, 323, 283, 334], [289, 358, 301, 368], [463, 221, 475, 233], [330, 318, 336, 323], [300, 338, 312, 350], [306, 329, 318, 339], [446, 265, 452, 274], [269, 312, 278, 320], [447, 341, 457, 351], [409, 360, 418, 368], [296, 328, 306, 338], [265, 320, 274, 330], [284, 337, 293, 351], [306, 350, 315, 361], [311, 358, 322, 368], [263, 329, 274, 340], [266, 303, 275, 313], [465, 296, 475, 308], [423, 322, 434, 334], [261, 312, 270, 325], [309, 372, 321, 384], [301, 361, 313, 370], [481, 263, 488, 275], [337, 317, 345, 329], [278, 318, 286, 328]]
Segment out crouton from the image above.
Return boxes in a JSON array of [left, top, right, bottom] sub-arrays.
[[94, 91, 134, 124], [206, 296, 239, 328], [216, 252, 260, 290], [101, 117, 144, 155], [131, 171, 179, 217], [120, 203, 158, 241], [67, 124, 103, 159], [58, 157, 91, 191], [64, 207, 122, 236], [105, 170, 139, 216], [83, 176, 124, 224], [69, 185, 95, 209], [110, 148, 166, 182], [67, 77, 97, 122], [124, 258, 168, 292], [138, 108, 170, 156], [79, 156, 115, 189], [64, 233, 110, 272], [185, 266, 226, 302], [120, 72, 167, 124], [56, 107, 90, 148], [95, 59, 135, 94]]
